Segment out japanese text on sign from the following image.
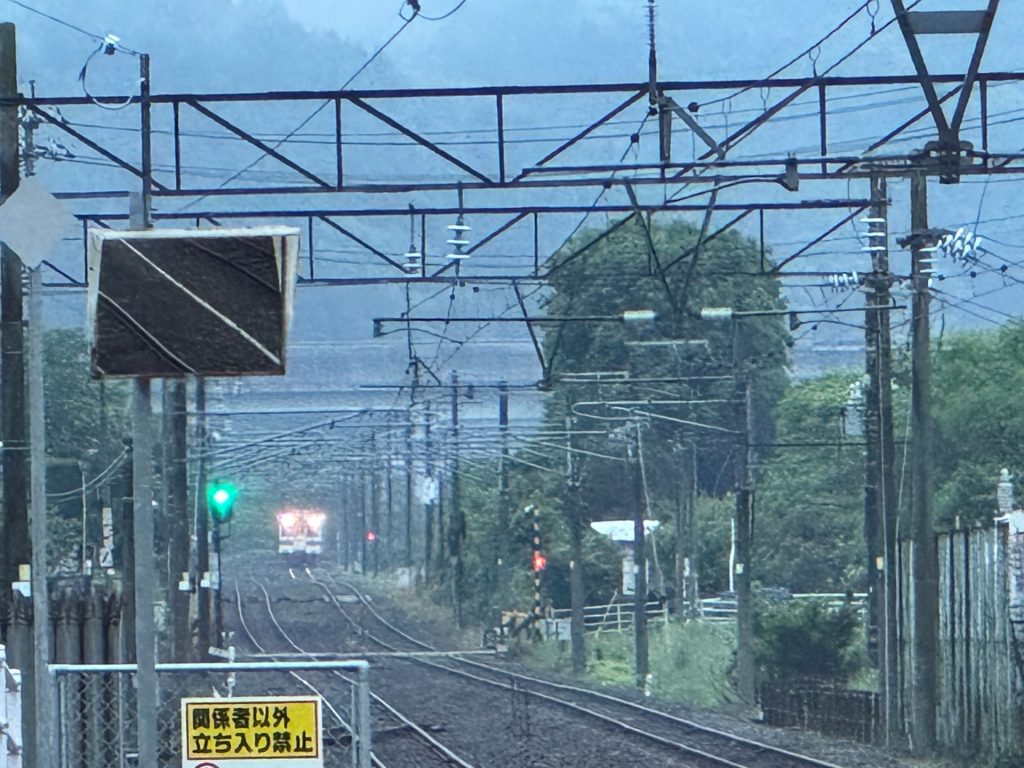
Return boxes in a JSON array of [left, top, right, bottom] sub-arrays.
[[181, 696, 322, 767]]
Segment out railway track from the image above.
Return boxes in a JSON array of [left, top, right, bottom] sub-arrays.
[[233, 578, 479, 768], [310, 571, 854, 768]]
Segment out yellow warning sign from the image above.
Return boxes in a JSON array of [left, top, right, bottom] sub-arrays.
[[181, 695, 323, 767]]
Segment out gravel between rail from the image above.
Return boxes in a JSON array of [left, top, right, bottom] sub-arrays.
[[225, 555, 918, 768]]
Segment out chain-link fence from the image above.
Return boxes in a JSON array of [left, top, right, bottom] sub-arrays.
[[1, 645, 21, 768], [51, 661, 371, 768]]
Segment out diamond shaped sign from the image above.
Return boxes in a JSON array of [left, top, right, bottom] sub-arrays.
[[0, 176, 79, 268]]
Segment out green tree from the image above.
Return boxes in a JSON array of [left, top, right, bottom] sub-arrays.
[[544, 217, 789, 499], [931, 322, 1024, 526], [755, 372, 869, 592], [43, 328, 130, 563]]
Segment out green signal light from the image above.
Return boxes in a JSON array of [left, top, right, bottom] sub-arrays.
[[207, 481, 237, 523]]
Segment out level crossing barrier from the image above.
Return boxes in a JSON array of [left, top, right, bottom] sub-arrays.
[[49, 660, 372, 768]]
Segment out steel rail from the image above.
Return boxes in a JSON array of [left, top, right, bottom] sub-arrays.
[[248, 579, 478, 768], [321, 573, 851, 768], [232, 581, 353, 729]]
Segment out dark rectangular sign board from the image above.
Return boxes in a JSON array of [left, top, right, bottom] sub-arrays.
[[87, 226, 299, 378]]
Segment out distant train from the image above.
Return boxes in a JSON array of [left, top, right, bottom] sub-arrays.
[[276, 508, 326, 566]]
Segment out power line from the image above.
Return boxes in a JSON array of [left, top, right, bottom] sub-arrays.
[[417, 0, 469, 22], [697, 0, 874, 110], [3, 0, 140, 54], [177, 6, 419, 212]]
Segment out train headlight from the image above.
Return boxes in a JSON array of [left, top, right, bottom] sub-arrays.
[[305, 512, 326, 535]]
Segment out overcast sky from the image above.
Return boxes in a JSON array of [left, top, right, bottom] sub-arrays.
[[7, 0, 1024, 351]]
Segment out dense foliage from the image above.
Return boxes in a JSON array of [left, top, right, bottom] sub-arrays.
[[754, 598, 863, 681]]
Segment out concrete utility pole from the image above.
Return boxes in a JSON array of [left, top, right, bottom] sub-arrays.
[[565, 412, 586, 675], [131, 51, 159, 768], [194, 377, 211, 658], [496, 384, 510, 598], [734, 374, 756, 704], [423, 400, 435, 580], [909, 171, 937, 755], [384, 451, 393, 571], [448, 372, 465, 625], [676, 442, 698, 617], [630, 423, 649, 692], [404, 420, 414, 568], [863, 178, 886, 666], [369, 459, 380, 574], [863, 174, 900, 743], [164, 380, 189, 660], [0, 22, 28, 604], [28, 266, 53, 768]]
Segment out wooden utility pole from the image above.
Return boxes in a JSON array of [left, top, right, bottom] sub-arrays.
[[0, 22, 28, 599], [630, 423, 649, 692], [910, 171, 938, 755]]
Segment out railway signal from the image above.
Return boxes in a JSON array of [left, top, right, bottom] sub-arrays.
[[532, 551, 547, 572], [206, 481, 238, 523]]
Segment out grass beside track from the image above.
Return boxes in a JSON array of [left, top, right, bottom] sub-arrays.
[[526, 618, 738, 707]]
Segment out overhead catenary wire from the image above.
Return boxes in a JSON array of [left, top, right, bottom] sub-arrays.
[[3, 0, 141, 54], [415, 0, 470, 22]]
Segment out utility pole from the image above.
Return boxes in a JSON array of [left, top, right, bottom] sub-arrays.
[[404, 421, 414, 568], [630, 423, 649, 692], [423, 400, 434, 581], [164, 380, 189, 660], [0, 24, 34, 768], [448, 372, 465, 625], [496, 384, 510, 600], [909, 171, 937, 755], [864, 174, 900, 743], [677, 442, 698, 617], [359, 469, 368, 571], [28, 266, 53, 768], [734, 372, 756, 704], [0, 22, 28, 608], [384, 449, 393, 571], [195, 377, 211, 658], [132, 52, 159, 768], [565, 412, 586, 675], [370, 456, 380, 574], [863, 183, 883, 668]]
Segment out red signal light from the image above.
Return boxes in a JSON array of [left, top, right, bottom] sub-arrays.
[[365, 531, 377, 542], [532, 551, 547, 572]]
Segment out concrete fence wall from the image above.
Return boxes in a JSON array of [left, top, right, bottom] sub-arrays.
[[0, 584, 123, 671], [900, 519, 1024, 758]]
